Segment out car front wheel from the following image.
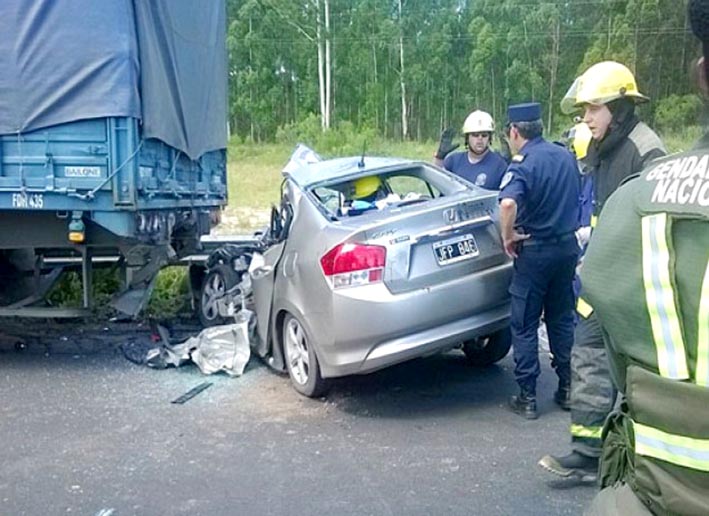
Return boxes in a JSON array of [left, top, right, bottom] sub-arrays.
[[199, 264, 238, 327], [283, 314, 329, 398], [462, 328, 512, 366]]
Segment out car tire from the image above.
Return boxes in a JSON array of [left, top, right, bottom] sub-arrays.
[[199, 264, 238, 327], [463, 328, 512, 367], [283, 314, 330, 398]]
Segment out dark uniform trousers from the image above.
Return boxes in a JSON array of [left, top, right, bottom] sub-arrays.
[[570, 312, 617, 457], [509, 237, 578, 395]]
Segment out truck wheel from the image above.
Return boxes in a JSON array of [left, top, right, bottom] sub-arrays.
[[463, 328, 512, 367], [199, 264, 238, 327], [283, 314, 330, 398]]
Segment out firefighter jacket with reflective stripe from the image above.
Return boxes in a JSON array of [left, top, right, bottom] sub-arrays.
[[581, 145, 709, 515]]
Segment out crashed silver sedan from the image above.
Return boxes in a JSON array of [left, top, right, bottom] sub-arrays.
[[201, 154, 513, 397]]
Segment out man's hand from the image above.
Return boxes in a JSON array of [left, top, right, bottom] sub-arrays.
[[435, 128, 460, 160], [499, 197, 528, 258], [503, 231, 530, 258]]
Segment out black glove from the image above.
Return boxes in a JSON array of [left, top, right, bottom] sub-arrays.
[[435, 127, 460, 160]]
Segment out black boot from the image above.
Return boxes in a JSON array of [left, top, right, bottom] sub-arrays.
[[509, 390, 538, 419], [538, 451, 598, 482], [554, 384, 571, 411]]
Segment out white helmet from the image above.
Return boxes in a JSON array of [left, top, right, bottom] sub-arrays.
[[462, 110, 495, 134]]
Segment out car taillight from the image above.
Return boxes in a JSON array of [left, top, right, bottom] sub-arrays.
[[320, 243, 386, 289]]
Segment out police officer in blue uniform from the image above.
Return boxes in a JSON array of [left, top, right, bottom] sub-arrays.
[[498, 102, 581, 419]]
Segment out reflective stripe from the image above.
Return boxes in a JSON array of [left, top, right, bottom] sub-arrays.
[[697, 261, 709, 387], [576, 297, 593, 318], [590, 215, 598, 228], [570, 423, 602, 439], [641, 214, 689, 380], [634, 421, 709, 472]]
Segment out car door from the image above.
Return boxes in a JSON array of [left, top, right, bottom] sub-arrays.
[[250, 199, 293, 357]]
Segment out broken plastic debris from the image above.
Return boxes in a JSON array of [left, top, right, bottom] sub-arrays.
[[121, 311, 253, 376], [188, 310, 252, 377]]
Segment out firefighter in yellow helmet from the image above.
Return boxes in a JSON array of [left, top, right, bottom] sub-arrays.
[[433, 110, 508, 189], [350, 176, 383, 201], [566, 120, 593, 162], [539, 62, 666, 482], [341, 176, 388, 216], [562, 121, 594, 248]]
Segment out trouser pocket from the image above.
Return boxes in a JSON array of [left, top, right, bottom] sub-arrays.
[[599, 406, 635, 489]]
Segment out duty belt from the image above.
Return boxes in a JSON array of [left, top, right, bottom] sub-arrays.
[[520, 232, 576, 247]]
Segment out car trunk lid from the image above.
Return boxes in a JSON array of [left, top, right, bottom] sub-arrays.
[[352, 192, 509, 295]]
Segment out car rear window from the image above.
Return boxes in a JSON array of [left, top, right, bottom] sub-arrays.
[[310, 164, 468, 218]]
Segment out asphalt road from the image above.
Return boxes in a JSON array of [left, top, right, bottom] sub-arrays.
[[0, 321, 595, 516]]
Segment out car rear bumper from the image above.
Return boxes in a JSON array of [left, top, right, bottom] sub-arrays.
[[314, 262, 512, 378]]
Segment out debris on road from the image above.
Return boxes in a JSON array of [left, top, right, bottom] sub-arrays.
[[187, 312, 252, 376], [171, 381, 213, 404], [120, 311, 253, 377]]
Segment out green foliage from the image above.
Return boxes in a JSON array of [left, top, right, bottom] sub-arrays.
[[276, 115, 379, 155], [227, 0, 697, 142], [660, 125, 704, 154], [654, 95, 703, 133], [48, 266, 190, 320], [48, 268, 122, 309], [275, 114, 323, 147], [144, 267, 191, 319]]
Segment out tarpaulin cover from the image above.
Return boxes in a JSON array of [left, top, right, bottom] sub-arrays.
[[133, 0, 227, 159], [0, 0, 227, 160]]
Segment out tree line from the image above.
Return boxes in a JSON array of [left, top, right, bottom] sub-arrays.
[[227, 0, 699, 142]]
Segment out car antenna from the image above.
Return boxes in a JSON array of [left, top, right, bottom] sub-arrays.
[[358, 141, 367, 168]]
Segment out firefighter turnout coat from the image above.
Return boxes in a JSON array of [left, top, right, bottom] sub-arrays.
[[580, 142, 709, 515]]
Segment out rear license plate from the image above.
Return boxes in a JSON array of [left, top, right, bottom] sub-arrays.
[[433, 233, 479, 265]]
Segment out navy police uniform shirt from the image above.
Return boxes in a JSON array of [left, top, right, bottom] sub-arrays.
[[498, 137, 580, 239], [443, 149, 508, 190]]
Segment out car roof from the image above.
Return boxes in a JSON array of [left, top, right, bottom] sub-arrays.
[[284, 156, 417, 187]]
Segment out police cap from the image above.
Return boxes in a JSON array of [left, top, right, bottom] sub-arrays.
[[507, 102, 542, 123]]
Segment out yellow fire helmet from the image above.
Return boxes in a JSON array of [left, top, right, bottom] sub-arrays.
[[560, 61, 649, 114], [570, 122, 593, 160], [351, 176, 382, 199]]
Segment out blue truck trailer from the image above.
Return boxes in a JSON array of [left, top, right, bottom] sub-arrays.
[[0, 0, 228, 317]]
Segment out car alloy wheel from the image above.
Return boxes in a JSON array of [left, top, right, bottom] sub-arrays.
[[284, 316, 309, 385], [199, 264, 238, 327], [283, 314, 329, 397]]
